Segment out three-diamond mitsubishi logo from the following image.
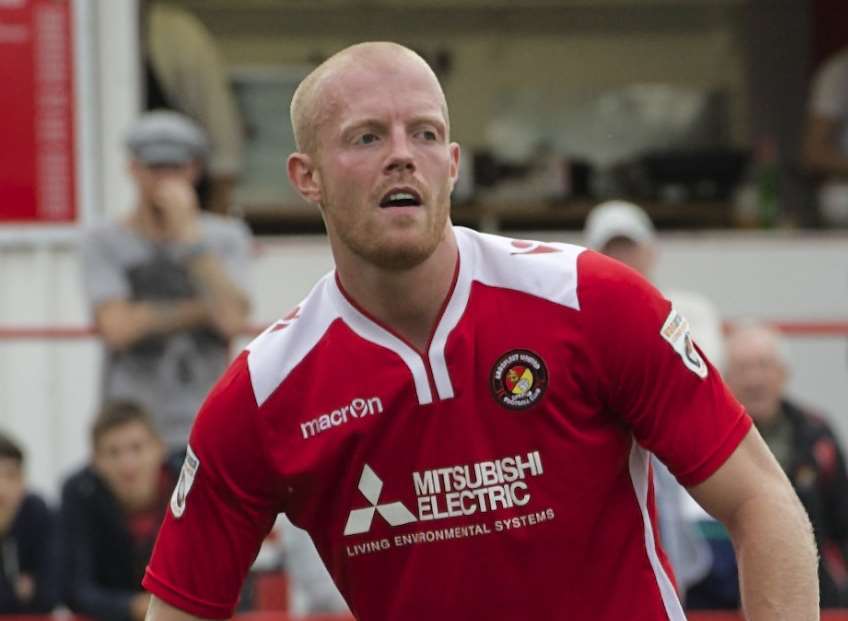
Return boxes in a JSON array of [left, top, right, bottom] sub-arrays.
[[344, 465, 417, 536]]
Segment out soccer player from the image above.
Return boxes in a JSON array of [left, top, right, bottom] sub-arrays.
[[143, 42, 818, 620]]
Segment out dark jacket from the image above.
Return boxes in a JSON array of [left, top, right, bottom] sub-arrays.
[[60, 464, 176, 621], [780, 399, 848, 607], [0, 493, 61, 614]]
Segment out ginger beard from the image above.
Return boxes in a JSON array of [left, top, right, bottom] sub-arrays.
[[318, 172, 453, 272]]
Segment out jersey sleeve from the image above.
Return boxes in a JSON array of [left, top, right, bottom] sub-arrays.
[[576, 251, 751, 487], [143, 351, 283, 618]]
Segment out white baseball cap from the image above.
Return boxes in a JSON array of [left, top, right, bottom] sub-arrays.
[[583, 200, 656, 250]]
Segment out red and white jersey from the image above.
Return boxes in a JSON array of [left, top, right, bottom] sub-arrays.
[[144, 227, 750, 621]]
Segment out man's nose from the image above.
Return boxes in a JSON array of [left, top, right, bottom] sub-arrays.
[[384, 130, 415, 174]]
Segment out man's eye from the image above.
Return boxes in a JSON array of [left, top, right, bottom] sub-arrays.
[[356, 133, 379, 145], [419, 130, 437, 141]]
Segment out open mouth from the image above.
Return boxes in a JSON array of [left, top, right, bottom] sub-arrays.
[[379, 188, 422, 208]]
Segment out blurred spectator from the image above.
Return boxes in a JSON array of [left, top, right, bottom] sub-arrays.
[[584, 200, 717, 597], [0, 432, 59, 614], [724, 322, 848, 608], [61, 400, 177, 621], [141, 0, 244, 213], [803, 45, 848, 226], [80, 110, 252, 454]]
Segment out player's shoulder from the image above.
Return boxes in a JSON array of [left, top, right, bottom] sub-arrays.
[[243, 272, 342, 407], [574, 252, 676, 354], [455, 226, 650, 312], [455, 226, 585, 310], [575, 247, 659, 307]]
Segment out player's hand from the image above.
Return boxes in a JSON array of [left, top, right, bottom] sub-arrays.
[[152, 177, 202, 245]]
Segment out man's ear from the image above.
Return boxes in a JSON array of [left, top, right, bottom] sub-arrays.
[[448, 142, 461, 191], [287, 152, 322, 205]]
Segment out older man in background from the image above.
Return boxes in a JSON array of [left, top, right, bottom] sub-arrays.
[[725, 323, 848, 607]]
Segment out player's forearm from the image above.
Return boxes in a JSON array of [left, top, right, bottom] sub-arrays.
[[728, 490, 819, 619], [186, 252, 250, 339]]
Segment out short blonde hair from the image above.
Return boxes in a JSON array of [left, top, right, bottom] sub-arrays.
[[290, 42, 449, 156]]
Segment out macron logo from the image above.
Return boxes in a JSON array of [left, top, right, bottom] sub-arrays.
[[301, 396, 383, 440], [344, 465, 417, 536]]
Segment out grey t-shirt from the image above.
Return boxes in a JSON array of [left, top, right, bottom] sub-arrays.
[[80, 213, 251, 449]]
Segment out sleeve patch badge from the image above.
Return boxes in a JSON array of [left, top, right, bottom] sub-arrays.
[[170, 444, 199, 519], [660, 308, 708, 379]]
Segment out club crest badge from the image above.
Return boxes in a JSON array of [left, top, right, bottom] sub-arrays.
[[170, 445, 199, 519], [660, 308, 708, 379], [490, 349, 548, 410]]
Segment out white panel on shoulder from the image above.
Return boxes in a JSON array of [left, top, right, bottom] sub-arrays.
[[246, 273, 341, 406], [455, 227, 584, 312]]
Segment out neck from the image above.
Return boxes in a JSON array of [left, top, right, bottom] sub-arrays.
[[336, 227, 458, 352]]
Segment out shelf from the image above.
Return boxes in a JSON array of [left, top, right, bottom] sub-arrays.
[[170, 0, 743, 37]]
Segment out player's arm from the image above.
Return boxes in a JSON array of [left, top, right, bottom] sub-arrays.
[[142, 353, 282, 619], [145, 595, 205, 621], [689, 426, 819, 619], [576, 251, 817, 616]]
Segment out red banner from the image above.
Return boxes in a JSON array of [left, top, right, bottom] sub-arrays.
[[0, 0, 76, 223]]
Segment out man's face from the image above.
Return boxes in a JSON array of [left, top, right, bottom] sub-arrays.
[[307, 57, 460, 270], [94, 421, 164, 509], [129, 160, 198, 206], [725, 330, 787, 425], [0, 458, 24, 528], [600, 236, 655, 278]]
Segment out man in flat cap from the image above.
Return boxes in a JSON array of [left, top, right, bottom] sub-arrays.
[[80, 110, 252, 460]]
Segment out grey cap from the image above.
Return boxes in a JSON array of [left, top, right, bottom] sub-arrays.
[[125, 110, 209, 165]]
